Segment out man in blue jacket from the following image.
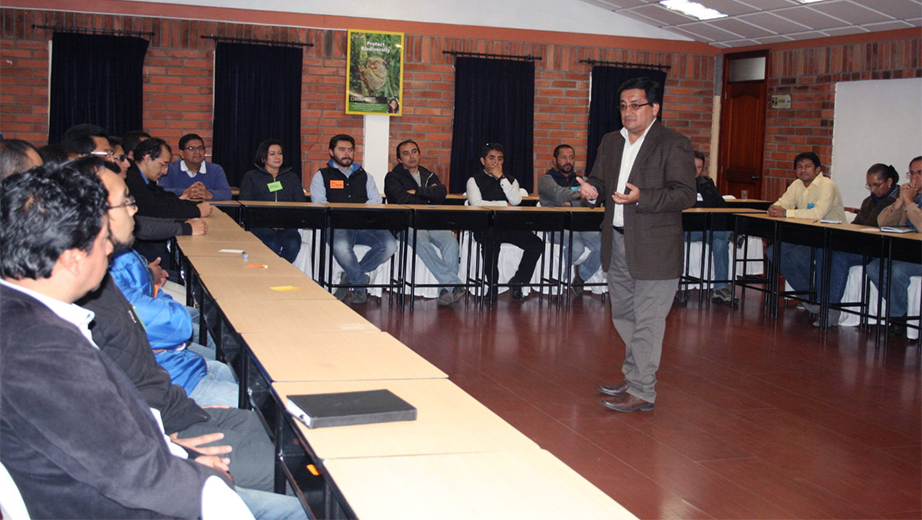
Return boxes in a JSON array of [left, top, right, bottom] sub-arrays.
[[110, 247, 239, 407]]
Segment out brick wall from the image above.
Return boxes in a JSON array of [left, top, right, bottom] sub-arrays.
[[762, 36, 921, 201], [0, 7, 716, 191]]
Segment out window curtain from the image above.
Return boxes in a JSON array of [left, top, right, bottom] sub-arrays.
[[212, 42, 302, 187], [49, 32, 149, 144], [449, 57, 535, 194], [586, 66, 667, 174]]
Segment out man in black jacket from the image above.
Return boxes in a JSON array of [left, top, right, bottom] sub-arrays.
[[77, 161, 306, 518], [126, 137, 212, 220], [686, 151, 734, 304], [384, 140, 464, 305], [81, 164, 275, 491], [0, 161, 244, 518]]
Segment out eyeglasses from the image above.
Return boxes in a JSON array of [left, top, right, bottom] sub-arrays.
[[907, 170, 922, 178], [90, 150, 114, 158], [865, 181, 887, 190], [114, 154, 129, 163], [619, 102, 653, 112], [183, 146, 206, 153], [107, 196, 137, 211]]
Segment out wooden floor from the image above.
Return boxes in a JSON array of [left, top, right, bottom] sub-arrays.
[[355, 288, 922, 519]]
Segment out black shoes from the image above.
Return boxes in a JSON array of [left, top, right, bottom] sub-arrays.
[[511, 287, 526, 300], [597, 380, 630, 396], [571, 272, 585, 295]]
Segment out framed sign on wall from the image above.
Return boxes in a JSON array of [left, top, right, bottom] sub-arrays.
[[346, 29, 405, 116]]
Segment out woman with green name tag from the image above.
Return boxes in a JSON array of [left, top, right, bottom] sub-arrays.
[[239, 139, 306, 263]]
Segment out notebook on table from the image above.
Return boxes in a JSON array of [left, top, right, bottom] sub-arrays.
[[285, 389, 417, 429]]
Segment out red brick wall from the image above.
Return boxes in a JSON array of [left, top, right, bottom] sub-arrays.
[[0, 7, 716, 191], [762, 36, 921, 201]]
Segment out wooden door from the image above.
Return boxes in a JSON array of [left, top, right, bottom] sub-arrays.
[[718, 52, 767, 200]]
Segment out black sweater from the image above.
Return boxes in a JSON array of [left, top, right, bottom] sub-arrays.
[[125, 164, 201, 219]]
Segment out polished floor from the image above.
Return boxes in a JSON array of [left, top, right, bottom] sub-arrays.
[[356, 288, 922, 519]]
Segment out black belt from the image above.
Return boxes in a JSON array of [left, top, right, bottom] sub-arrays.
[[613, 226, 624, 235]]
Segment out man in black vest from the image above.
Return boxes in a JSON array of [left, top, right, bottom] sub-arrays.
[[384, 139, 465, 305], [466, 142, 544, 301], [309, 134, 397, 304]]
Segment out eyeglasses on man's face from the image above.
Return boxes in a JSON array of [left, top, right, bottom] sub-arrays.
[[107, 196, 137, 211], [184, 146, 206, 153], [619, 102, 653, 112]]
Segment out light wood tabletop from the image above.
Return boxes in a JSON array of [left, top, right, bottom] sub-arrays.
[[175, 238, 269, 257], [322, 449, 636, 520], [195, 273, 332, 301], [242, 330, 446, 382], [219, 299, 378, 334], [683, 207, 765, 213], [273, 379, 539, 460], [186, 254, 304, 277]]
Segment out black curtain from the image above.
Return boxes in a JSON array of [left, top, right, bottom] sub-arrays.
[[48, 33, 149, 144], [449, 57, 534, 194], [212, 42, 302, 187], [586, 66, 667, 174]]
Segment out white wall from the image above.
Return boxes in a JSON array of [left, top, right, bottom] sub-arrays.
[[831, 78, 922, 210], [125, 0, 689, 40]]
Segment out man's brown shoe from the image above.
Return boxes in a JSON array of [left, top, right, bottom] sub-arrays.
[[597, 380, 630, 396], [600, 393, 654, 413]]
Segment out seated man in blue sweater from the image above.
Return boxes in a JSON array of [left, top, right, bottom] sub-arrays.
[[160, 133, 232, 201]]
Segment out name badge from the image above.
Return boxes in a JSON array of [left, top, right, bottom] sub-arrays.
[[330, 180, 345, 189], [267, 181, 283, 192]]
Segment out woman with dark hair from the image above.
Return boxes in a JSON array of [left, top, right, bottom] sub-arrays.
[[820, 163, 901, 328], [853, 163, 900, 225], [239, 139, 306, 263]]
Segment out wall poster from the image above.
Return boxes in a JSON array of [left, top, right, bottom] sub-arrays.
[[346, 29, 404, 116]]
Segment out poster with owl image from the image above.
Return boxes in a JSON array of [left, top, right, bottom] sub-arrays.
[[346, 29, 404, 116]]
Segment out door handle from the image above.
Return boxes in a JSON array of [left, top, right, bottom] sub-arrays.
[[751, 175, 760, 181]]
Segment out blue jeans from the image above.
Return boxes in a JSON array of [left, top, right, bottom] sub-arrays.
[[551, 230, 602, 281], [251, 227, 301, 264], [827, 251, 864, 304], [409, 228, 462, 291], [687, 230, 730, 289], [236, 487, 308, 520], [867, 259, 922, 317], [767, 242, 819, 297], [189, 357, 239, 407], [332, 229, 398, 285]]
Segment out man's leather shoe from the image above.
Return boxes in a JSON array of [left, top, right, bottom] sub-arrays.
[[511, 287, 526, 300], [571, 272, 585, 294], [600, 393, 654, 413], [597, 380, 630, 396]]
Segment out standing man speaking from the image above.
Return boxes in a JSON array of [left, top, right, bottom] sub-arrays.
[[578, 77, 696, 413]]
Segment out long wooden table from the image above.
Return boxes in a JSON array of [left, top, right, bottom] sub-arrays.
[[735, 213, 921, 343], [168, 202, 679, 519], [323, 450, 637, 519]]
